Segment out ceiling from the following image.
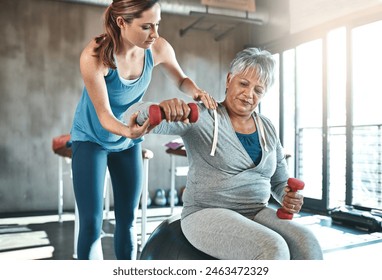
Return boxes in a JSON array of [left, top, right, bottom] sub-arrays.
[[60, 0, 269, 22], [60, 0, 274, 41]]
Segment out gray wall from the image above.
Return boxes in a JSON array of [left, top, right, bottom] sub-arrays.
[[1, 0, 276, 214], [2, 0, 375, 214], [0, 0, 102, 214]]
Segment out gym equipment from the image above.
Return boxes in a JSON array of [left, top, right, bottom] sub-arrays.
[[331, 205, 382, 233], [52, 134, 72, 158], [167, 188, 179, 206], [276, 178, 305, 220], [147, 103, 199, 126], [139, 215, 217, 260], [153, 188, 167, 206]]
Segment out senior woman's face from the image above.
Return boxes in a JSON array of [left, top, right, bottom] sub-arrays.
[[224, 68, 266, 115]]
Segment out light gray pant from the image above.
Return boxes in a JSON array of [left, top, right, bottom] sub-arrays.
[[181, 207, 323, 260]]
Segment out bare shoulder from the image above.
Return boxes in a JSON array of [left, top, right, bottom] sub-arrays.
[[80, 39, 108, 75], [80, 39, 99, 64], [151, 37, 175, 65]]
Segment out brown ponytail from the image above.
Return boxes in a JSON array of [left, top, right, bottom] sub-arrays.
[[93, 0, 160, 69]]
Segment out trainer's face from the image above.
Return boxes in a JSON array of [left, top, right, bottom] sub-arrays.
[[118, 3, 161, 49]]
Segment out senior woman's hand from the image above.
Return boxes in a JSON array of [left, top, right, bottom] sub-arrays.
[[281, 186, 304, 214], [158, 98, 192, 123]]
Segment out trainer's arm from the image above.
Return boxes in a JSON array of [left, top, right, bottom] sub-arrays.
[[152, 37, 217, 109], [80, 41, 150, 139]]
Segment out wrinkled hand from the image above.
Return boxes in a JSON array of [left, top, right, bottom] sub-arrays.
[[281, 186, 304, 214], [158, 98, 192, 123], [193, 89, 217, 110], [127, 112, 151, 139]]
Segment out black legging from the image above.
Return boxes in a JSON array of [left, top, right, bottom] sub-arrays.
[[71, 141, 143, 259]]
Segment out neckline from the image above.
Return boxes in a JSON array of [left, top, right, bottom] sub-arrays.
[[113, 49, 147, 84], [236, 130, 258, 137]]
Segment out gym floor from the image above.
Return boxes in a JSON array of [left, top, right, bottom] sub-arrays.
[[1, 206, 382, 260]]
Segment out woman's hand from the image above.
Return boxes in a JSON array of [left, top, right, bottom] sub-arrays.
[[151, 38, 217, 110], [281, 186, 304, 214], [126, 112, 151, 139], [158, 98, 192, 122], [193, 89, 217, 110]]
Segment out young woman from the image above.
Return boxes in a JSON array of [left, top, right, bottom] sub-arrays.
[[70, 0, 216, 260]]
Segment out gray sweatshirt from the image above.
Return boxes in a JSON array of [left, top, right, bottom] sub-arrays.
[[136, 102, 289, 219]]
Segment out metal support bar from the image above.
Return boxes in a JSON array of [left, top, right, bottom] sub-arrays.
[[179, 16, 205, 37], [58, 157, 63, 223], [214, 23, 240, 41], [170, 155, 176, 214], [140, 157, 150, 251]]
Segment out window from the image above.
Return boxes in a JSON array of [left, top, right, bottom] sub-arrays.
[[327, 27, 347, 208], [295, 39, 323, 200], [273, 16, 382, 212], [281, 49, 297, 174], [351, 20, 382, 209]]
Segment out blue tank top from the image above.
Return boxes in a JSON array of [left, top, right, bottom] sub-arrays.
[[70, 48, 154, 151], [236, 130, 262, 165]]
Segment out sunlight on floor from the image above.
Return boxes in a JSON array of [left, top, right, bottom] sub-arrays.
[[0, 246, 54, 260], [1, 209, 381, 261]]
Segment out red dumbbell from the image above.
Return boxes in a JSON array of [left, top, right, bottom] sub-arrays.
[[276, 178, 305, 220], [148, 103, 199, 126]]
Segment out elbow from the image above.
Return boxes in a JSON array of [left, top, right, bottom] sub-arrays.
[[97, 111, 129, 138], [178, 77, 186, 90], [98, 112, 113, 132]]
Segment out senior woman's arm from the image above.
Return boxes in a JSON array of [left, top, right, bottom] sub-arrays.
[[125, 99, 196, 136]]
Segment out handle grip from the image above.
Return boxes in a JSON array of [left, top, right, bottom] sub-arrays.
[[277, 178, 305, 220], [148, 103, 199, 126]]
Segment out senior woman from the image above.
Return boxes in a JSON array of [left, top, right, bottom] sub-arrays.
[[130, 48, 323, 260]]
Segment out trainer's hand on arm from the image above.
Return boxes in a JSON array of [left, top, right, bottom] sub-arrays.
[[189, 87, 217, 110], [281, 186, 304, 214], [152, 37, 217, 110]]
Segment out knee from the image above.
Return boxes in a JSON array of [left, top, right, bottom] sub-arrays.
[[254, 238, 290, 260], [114, 211, 137, 230], [80, 215, 103, 235], [291, 228, 323, 260]]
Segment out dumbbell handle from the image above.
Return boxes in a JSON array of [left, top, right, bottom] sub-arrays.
[[147, 103, 199, 126], [276, 178, 305, 220]]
